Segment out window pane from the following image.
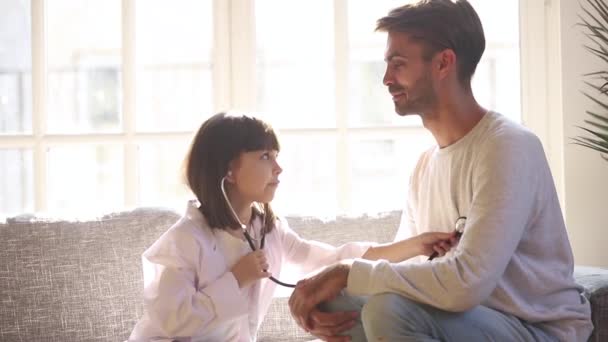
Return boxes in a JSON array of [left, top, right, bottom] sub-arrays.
[[138, 141, 192, 208], [471, 0, 521, 122], [255, 0, 335, 128], [136, 0, 213, 131], [349, 130, 434, 214], [0, 0, 32, 134], [348, 0, 415, 127], [0, 149, 33, 215], [47, 145, 123, 214], [47, 0, 122, 133], [272, 136, 337, 216]]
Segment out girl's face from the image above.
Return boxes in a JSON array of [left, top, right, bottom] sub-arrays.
[[229, 149, 282, 205]]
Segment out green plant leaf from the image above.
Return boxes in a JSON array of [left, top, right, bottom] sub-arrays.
[[580, 9, 608, 42], [584, 71, 608, 76], [582, 92, 608, 112], [586, 0, 608, 30], [584, 45, 608, 64], [585, 110, 608, 125], [578, 125, 608, 143], [572, 138, 608, 154], [574, 134, 608, 150], [583, 80, 608, 94], [576, 0, 608, 162], [589, 0, 608, 25]]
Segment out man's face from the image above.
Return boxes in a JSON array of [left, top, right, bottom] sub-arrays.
[[382, 31, 437, 116]]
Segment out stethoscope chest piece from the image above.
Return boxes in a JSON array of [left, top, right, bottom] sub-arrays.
[[454, 216, 467, 237]]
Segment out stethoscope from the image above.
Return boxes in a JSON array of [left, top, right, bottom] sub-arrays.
[[220, 177, 297, 288], [427, 216, 466, 261]]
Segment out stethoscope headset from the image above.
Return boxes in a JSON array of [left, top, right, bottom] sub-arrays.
[[220, 176, 296, 288]]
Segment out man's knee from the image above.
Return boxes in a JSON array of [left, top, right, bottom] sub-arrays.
[[361, 294, 387, 323], [361, 293, 429, 335], [317, 293, 367, 342], [319, 292, 365, 313], [362, 293, 410, 320]]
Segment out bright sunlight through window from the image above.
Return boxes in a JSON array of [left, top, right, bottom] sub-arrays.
[[0, 0, 520, 217]]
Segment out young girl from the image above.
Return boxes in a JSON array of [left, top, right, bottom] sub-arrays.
[[129, 112, 456, 342]]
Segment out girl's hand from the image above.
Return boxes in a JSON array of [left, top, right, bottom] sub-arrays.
[[231, 250, 271, 288], [414, 231, 460, 257]]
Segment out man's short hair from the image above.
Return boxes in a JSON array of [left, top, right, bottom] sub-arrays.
[[376, 0, 485, 86]]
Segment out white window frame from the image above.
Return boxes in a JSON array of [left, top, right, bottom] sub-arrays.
[[1, 0, 544, 215], [519, 0, 563, 202]]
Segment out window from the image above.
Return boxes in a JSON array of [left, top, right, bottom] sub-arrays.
[[1, 0, 33, 214], [0, 0, 520, 216]]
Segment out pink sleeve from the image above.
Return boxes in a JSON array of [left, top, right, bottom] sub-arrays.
[[277, 218, 374, 278]]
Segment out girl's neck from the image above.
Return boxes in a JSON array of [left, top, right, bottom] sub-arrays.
[[228, 202, 255, 241], [235, 205, 252, 227], [225, 190, 253, 226]]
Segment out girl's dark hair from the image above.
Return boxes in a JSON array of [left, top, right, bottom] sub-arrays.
[[185, 112, 280, 233]]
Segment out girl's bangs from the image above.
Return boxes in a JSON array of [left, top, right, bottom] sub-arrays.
[[242, 124, 280, 152]]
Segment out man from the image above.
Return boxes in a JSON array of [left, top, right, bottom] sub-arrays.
[[288, 1, 593, 341]]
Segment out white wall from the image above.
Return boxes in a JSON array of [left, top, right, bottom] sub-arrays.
[[556, 0, 608, 268]]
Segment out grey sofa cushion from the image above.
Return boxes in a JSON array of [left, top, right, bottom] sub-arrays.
[[0, 208, 180, 342], [286, 212, 400, 246], [574, 266, 608, 342]]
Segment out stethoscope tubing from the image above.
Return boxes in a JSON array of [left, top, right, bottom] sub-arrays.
[[221, 177, 297, 288]]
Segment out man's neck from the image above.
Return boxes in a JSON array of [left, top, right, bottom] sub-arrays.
[[421, 95, 486, 148]]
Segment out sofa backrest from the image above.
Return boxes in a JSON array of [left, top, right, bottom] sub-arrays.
[[0, 208, 181, 342], [285, 212, 400, 246], [0, 208, 401, 342]]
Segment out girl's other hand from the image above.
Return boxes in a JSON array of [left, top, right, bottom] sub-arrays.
[[231, 250, 271, 288]]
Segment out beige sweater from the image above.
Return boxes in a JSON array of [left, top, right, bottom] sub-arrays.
[[347, 111, 593, 342]]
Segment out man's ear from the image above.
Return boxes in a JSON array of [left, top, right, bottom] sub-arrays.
[[436, 49, 456, 79]]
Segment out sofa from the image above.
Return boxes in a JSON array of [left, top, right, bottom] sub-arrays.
[[0, 207, 606, 342]]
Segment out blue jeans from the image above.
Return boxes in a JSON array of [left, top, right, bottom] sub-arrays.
[[319, 292, 556, 341]]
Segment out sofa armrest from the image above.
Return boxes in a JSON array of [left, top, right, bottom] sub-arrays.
[[574, 265, 608, 342]]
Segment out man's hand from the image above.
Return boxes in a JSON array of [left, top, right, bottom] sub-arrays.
[[288, 263, 352, 335], [306, 309, 358, 341]]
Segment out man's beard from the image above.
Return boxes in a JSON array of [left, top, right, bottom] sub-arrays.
[[392, 78, 436, 116]]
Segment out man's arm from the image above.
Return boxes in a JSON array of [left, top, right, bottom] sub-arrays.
[[288, 231, 458, 340], [347, 134, 543, 311]]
